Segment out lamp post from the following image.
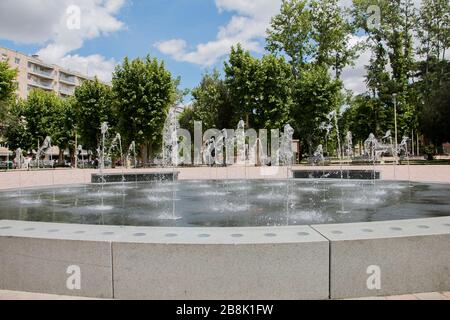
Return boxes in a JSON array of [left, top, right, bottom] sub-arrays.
[[392, 93, 398, 156]]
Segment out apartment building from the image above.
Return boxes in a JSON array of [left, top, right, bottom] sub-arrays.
[[0, 46, 93, 99]]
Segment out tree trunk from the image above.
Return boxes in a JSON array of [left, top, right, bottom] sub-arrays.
[[148, 143, 153, 163], [58, 149, 65, 165], [140, 143, 148, 164]]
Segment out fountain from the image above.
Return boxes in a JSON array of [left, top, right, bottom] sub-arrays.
[[14, 148, 23, 170], [2, 114, 450, 301], [312, 145, 325, 166], [127, 141, 137, 169], [36, 136, 52, 169], [100, 122, 108, 174]]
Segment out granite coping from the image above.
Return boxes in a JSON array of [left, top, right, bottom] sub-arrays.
[[1, 217, 450, 244], [0, 220, 326, 245], [311, 216, 450, 241]]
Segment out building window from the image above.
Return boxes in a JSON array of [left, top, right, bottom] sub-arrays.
[[15, 57, 20, 64]]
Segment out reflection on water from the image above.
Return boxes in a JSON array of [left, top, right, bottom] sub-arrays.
[[0, 180, 449, 227]]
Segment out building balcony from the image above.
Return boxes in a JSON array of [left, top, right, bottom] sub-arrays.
[[28, 67, 55, 80], [59, 76, 77, 85], [28, 79, 53, 91]]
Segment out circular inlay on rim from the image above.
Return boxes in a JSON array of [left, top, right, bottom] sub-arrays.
[[331, 231, 343, 235], [102, 232, 114, 235], [264, 233, 277, 237], [231, 234, 244, 238], [48, 229, 59, 233], [24, 228, 35, 231], [134, 233, 146, 237], [75, 231, 86, 234], [362, 229, 374, 233], [198, 234, 211, 238], [165, 233, 178, 238], [417, 225, 430, 229], [390, 227, 402, 231], [0, 226, 11, 230], [298, 232, 310, 236]]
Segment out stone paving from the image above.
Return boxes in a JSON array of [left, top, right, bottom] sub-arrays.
[[0, 290, 449, 300]]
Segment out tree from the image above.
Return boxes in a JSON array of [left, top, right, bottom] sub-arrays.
[[224, 45, 293, 130], [3, 99, 32, 151], [310, 0, 359, 79], [418, 60, 450, 149], [0, 60, 17, 102], [21, 89, 63, 151], [224, 45, 260, 127], [254, 54, 293, 129], [50, 97, 76, 163], [73, 78, 113, 153], [417, 0, 449, 66], [266, 0, 313, 77], [112, 56, 177, 162], [187, 69, 232, 131], [351, 0, 418, 138], [0, 60, 18, 124], [290, 64, 342, 155]]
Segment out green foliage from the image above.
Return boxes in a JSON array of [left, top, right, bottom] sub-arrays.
[[51, 97, 76, 153], [112, 56, 177, 160], [0, 60, 18, 123], [73, 78, 113, 152], [0, 60, 17, 102], [224, 45, 293, 129], [188, 69, 232, 131], [266, 0, 313, 76], [21, 90, 63, 150], [3, 99, 32, 150], [290, 65, 342, 154], [4, 89, 74, 153], [419, 60, 450, 146], [310, 0, 358, 78]]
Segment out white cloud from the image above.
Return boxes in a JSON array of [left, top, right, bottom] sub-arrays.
[[155, 0, 281, 67], [154, 0, 372, 91], [0, 0, 127, 81], [154, 39, 188, 61], [341, 36, 371, 95]]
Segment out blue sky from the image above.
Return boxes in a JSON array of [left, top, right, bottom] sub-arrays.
[[0, 0, 369, 99]]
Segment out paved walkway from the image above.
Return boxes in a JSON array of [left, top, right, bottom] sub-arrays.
[[0, 290, 449, 300], [1, 165, 450, 190]]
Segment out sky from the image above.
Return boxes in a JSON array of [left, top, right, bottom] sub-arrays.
[[0, 0, 389, 100]]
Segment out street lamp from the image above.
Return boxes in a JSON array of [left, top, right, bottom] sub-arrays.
[[392, 93, 398, 156]]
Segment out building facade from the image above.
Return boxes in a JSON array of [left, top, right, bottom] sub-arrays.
[[1, 46, 93, 99]]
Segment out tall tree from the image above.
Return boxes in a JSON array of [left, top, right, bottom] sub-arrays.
[[21, 89, 62, 151], [352, 0, 418, 137], [187, 69, 232, 131], [3, 99, 32, 151], [73, 78, 113, 153], [50, 97, 76, 163], [112, 56, 177, 162], [290, 64, 342, 155], [266, 0, 313, 78], [224, 45, 293, 130], [0, 60, 18, 124], [224, 45, 260, 127], [310, 0, 359, 79]]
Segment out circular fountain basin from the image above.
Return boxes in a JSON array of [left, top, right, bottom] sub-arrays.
[[1, 179, 449, 226]]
